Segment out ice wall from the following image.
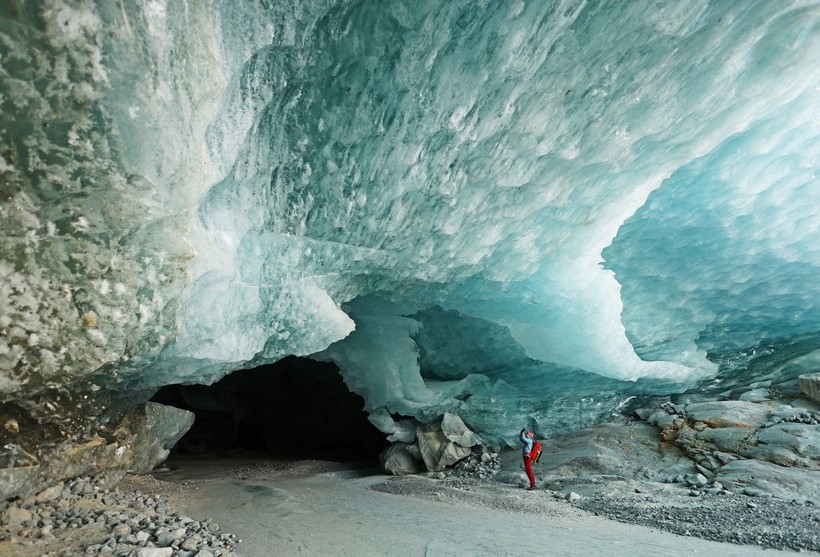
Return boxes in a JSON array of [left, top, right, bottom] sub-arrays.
[[1, 1, 819, 443]]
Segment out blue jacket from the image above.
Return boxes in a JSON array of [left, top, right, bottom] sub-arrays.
[[520, 430, 533, 456]]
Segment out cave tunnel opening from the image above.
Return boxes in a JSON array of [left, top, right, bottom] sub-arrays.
[[151, 356, 388, 464]]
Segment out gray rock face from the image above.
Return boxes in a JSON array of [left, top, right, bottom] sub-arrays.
[[416, 422, 472, 472], [744, 422, 820, 469], [715, 459, 820, 503], [684, 401, 770, 428], [380, 443, 422, 476], [692, 426, 756, 454], [799, 373, 820, 404], [504, 422, 696, 483]]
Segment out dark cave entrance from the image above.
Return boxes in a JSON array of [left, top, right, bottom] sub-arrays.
[[151, 356, 387, 463]]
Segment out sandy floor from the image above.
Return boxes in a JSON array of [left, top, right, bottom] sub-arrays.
[[135, 456, 814, 557]]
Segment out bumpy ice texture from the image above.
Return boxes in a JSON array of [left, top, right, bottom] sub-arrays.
[[1, 1, 818, 444]]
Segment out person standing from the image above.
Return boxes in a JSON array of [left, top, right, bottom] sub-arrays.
[[520, 428, 536, 490]]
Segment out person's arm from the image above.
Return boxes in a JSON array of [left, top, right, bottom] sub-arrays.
[[520, 429, 533, 453]]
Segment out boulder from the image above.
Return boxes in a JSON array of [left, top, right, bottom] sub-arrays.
[[0, 505, 32, 526], [798, 373, 820, 404], [738, 388, 770, 402], [0, 464, 39, 501], [379, 443, 422, 476], [34, 483, 63, 504], [123, 402, 195, 474], [416, 422, 471, 472], [441, 412, 479, 447], [684, 401, 770, 428]]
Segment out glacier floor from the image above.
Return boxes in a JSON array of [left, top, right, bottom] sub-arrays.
[[139, 455, 812, 557]]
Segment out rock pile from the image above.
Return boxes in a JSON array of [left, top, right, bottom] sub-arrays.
[[0, 474, 239, 556], [452, 449, 502, 480], [764, 409, 820, 427], [380, 411, 479, 475]]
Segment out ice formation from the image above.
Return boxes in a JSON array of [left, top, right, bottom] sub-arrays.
[[1, 0, 818, 445]]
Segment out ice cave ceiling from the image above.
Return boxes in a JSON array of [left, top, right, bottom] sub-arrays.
[[1, 0, 819, 444]]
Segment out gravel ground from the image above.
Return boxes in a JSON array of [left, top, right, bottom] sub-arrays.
[[574, 488, 820, 552], [3, 458, 817, 556], [372, 473, 820, 554]]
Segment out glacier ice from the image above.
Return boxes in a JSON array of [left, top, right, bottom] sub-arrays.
[[1, 0, 819, 447]]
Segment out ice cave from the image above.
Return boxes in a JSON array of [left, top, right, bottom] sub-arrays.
[[1, 0, 819, 500]]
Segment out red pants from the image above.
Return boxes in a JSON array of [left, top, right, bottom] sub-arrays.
[[523, 455, 535, 488]]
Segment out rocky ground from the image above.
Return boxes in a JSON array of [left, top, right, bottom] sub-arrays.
[[574, 485, 819, 552], [0, 473, 240, 557], [3, 456, 817, 556], [2, 374, 819, 555], [372, 470, 820, 553]]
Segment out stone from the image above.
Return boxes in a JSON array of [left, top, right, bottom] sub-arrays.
[[1, 506, 32, 526], [123, 402, 195, 474], [565, 492, 582, 502], [34, 484, 64, 504], [440, 412, 479, 447], [0, 465, 39, 501], [798, 373, 820, 404], [695, 464, 715, 478], [416, 422, 472, 472], [685, 473, 708, 487], [684, 401, 771, 428], [716, 459, 820, 503], [156, 528, 177, 546], [694, 426, 756, 454], [134, 549, 174, 557], [738, 388, 770, 402], [646, 409, 676, 428], [43, 437, 122, 486], [742, 422, 820, 469], [379, 443, 422, 475], [182, 536, 202, 551]]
